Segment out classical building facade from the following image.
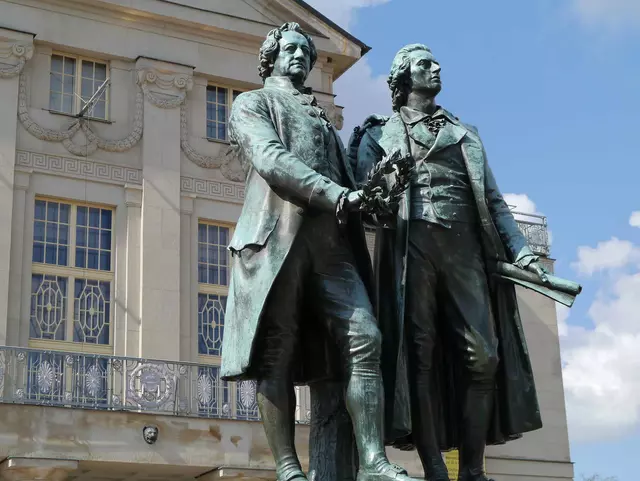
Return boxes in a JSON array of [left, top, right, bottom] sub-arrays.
[[0, 1, 572, 480]]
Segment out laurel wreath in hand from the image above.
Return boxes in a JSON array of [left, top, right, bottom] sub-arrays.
[[358, 150, 414, 215]]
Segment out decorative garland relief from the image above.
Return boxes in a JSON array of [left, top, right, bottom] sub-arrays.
[[5, 44, 338, 183]]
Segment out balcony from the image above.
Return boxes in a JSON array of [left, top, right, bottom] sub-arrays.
[[0, 346, 310, 422], [514, 212, 550, 257]]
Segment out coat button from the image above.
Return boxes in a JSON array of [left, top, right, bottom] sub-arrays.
[[292, 91, 300, 96], [308, 110, 317, 117], [297, 208, 304, 215]]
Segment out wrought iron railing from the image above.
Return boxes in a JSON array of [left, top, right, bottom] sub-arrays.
[[513, 212, 550, 257], [0, 346, 310, 422]]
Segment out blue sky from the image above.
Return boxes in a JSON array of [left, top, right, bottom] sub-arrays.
[[306, 0, 640, 479]]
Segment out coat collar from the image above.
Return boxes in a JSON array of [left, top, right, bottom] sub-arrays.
[[264, 76, 313, 95], [399, 106, 458, 126], [400, 106, 467, 157]]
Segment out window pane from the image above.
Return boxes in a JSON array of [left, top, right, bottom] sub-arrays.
[[217, 87, 227, 104], [93, 100, 106, 119], [73, 279, 111, 345], [47, 202, 59, 222], [81, 77, 94, 99], [206, 87, 216, 103], [63, 76, 75, 95], [77, 206, 87, 226], [206, 123, 216, 139], [89, 208, 100, 227], [59, 225, 69, 245], [87, 249, 99, 270], [88, 228, 99, 248], [198, 294, 227, 356], [81, 61, 93, 79], [35, 200, 46, 220], [50, 73, 62, 93], [100, 209, 112, 230], [95, 63, 107, 81], [100, 230, 111, 251], [32, 243, 44, 263], [62, 94, 73, 114], [217, 124, 227, 141], [58, 246, 68, 266], [51, 55, 63, 73], [59, 204, 70, 224], [100, 252, 110, 271], [76, 247, 86, 268], [217, 105, 227, 121], [198, 223, 230, 286], [63, 57, 76, 75], [76, 227, 87, 247], [34, 221, 45, 242], [46, 223, 58, 243], [30, 274, 67, 341], [45, 245, 56, 264], [35, 200, 71, 266]]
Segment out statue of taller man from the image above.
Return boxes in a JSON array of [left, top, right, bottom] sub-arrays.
[[351, 44, 546, 481], [220, 23, 418, 481]]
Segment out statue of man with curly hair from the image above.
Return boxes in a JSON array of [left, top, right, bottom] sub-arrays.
[[349, 44, 548, 481], [220, 23, 418, 481]]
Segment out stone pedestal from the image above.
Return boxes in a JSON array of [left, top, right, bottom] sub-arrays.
[[0, 458, 77, 481]]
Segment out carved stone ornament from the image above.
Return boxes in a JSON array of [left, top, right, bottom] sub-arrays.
[[17, 72, 143, 157], [180, 101, 246, 182], [0, 43, 33, 78], [136, 68, 193, 109]]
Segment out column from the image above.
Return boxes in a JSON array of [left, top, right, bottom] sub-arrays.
[[136, 58, 193, 361], [123, 184, 142, 357], [0, 30, 34, 345], [179, 194, 195, 362], [0, 458, 77, 481], [6, 170, 30, 346]]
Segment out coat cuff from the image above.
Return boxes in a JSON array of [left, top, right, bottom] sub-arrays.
[[309, 177, 349, 212]]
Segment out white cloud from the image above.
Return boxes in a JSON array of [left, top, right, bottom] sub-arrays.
[[556, 304, 571, 337], [572, 0, 640, 28], [572, 237, 640, 276], [305, 0, 393, 139], [503, 193, 539, 220], [630, 211, 640, 228], [305, 0, 391, 30], [563, 218, 640, 442]]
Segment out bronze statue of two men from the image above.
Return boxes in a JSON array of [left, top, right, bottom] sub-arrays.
[[221, 22, 564, 481]]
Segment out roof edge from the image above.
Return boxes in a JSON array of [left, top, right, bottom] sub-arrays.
[[291, 0, 371, 56]]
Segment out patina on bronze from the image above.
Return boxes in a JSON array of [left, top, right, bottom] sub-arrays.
[[349, 44, 580, 481], [220, 23, 418, 481]]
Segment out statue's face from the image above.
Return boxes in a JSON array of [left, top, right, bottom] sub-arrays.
[[272, 31, 312, 84], [408, 49, 442, 96]]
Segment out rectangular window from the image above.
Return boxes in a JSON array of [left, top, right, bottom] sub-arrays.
[[197, 221, 231, 361], [206, 86, 244, 141], [29, 198, 115, 353], [49, 53, 109, 120]]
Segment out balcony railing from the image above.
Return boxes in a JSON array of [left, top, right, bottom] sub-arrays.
[[0, 346, 310, 422], [513, 212, 550, 257]]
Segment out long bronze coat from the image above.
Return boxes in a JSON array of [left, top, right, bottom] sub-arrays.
[[220, 76, 374, 383], [350, 111, 543, 450]]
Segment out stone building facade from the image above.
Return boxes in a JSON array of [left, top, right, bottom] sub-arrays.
[[0, 1, 572, 480]]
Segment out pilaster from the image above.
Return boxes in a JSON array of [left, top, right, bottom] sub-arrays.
[[179, 194, 195, 362], [124, 184, 143, 357], [5, 170, 31, 347], [136, 58, 193, 361], [0, 29, 34, 346], [0, 458, 77, 481]]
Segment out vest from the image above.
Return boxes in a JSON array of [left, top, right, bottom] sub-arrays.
[[408, 123, 478, 226]]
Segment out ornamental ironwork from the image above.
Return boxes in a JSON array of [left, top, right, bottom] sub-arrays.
[[0, 346, 314, 423]]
